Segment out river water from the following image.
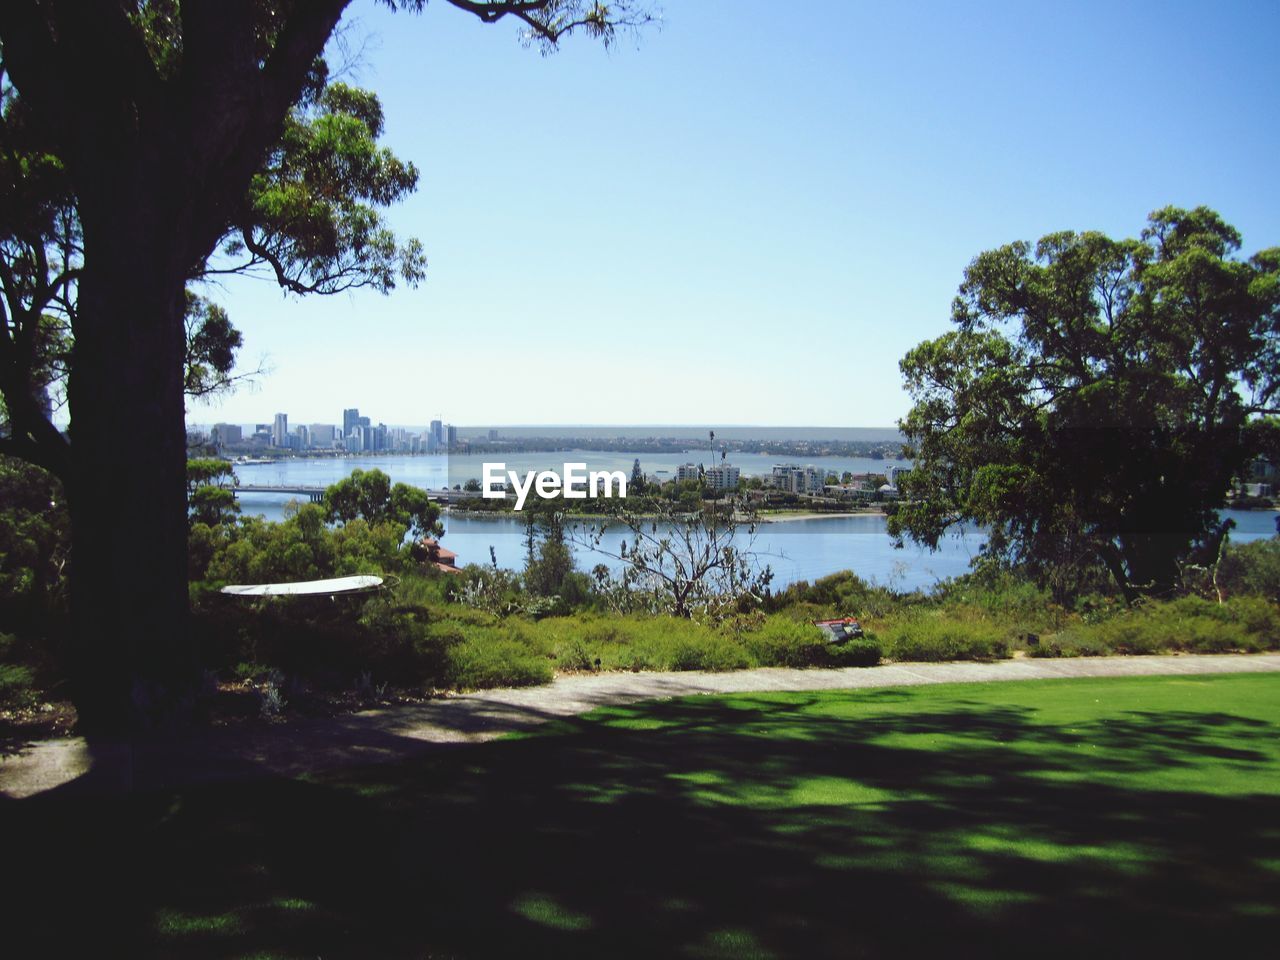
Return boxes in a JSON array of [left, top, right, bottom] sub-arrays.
[[230, 454, 1277, 592]]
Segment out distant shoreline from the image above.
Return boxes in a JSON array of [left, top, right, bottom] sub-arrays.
[[756, 510, 887, 522], [442, 508, 888, 523]]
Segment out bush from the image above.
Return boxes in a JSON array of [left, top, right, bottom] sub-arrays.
[[744, 617, 829, 668], [1028, 631, 1112, 658], [667, 633, 751, 672], [827, 636, 884, 667], [765, 571, 906, 620], [1225, 596, 1280, 646], [1067, 595, 1280, 656], [445, 628, 553, 689], [0, 661, 38, 709], [1218, 539, 1280, 602], [884, 615, 1010, 662]]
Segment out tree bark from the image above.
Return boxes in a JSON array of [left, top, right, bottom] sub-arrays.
[[67, 203, 192, 735], [0, 0, 354, 733]]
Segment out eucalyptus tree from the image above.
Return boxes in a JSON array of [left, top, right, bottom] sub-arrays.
[[0, 1, 658, 731], [323, 468, 442, 540], [891, 207, 1280, 601]]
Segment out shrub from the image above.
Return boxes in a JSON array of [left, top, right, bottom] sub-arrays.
[[884, 615, 1009, 662], [1068, 595, 1280, 656], [667, 632, 751, 672], [744, 617, 829, 668], [445, 630, 553, 689], [1029, 631, 1112, 658], [827, 635, 884, 667], [1218, 538, 1280, 602], [1225, 596, 1280, 647], [555, 636, 597, 672], [1091, 616, 1169, 655], [0, 658, 38, 710]]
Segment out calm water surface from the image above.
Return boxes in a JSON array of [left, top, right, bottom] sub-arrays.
[[231, 456, 1277, 592]]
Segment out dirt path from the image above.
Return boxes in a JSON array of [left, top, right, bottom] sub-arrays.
[[3, 653, 1278, 799]]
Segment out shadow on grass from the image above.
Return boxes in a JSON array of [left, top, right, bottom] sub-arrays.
[[5, 678, 1280, 958]]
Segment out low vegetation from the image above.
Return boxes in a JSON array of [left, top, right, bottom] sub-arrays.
[[2, 457, 1279, 723]]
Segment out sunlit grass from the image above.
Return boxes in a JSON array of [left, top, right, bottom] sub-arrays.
[[8, 673, 1280, 957]]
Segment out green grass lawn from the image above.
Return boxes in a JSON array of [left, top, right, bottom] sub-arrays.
[[7, 673, 1280, 958]]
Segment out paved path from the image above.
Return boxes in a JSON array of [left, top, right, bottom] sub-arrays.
[[3, 653, 1279, 799]]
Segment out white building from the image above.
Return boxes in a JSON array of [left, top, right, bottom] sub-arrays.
[[676, 463, 701, 483], [771, 463, 823, 495], [705, 463, 741, 492]]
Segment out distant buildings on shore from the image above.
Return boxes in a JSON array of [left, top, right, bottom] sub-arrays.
[[200, 408, 481, 456]]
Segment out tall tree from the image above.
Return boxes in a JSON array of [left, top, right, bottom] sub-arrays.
[[891, 207, 1280, 601], [0, 1, 656, 732], [323, 467, 442, 540]]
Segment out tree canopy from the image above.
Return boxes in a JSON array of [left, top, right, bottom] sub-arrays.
[[324, 468, 443, 540], [0, 60, 424, 478], [0, 0, 659, 732], [890, 207, 1280, 600]]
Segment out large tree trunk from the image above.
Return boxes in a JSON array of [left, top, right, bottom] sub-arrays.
[[0, 0, 356, 734], [67, 205, 191, 735]]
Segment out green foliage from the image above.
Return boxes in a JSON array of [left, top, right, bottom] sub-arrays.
[[185, 458, 236, 491], [1218, 538, 1280, 602], [182, 293, 248, 401], [765, 571, 905, 620], [191, 503, 409, 588], [894, 207, 1280, 600], [0, 632, 39, 709], [530, 615, 753, 673], [1082, 596, 1280, 655], [445, 627, 554, 690], [239, 82, 426, 295], [1024, 628, 1109, 657], [743, 617, 830, 668], [882, 614, 1010, 662], [323, 468, 441, 539], [828, 636, 885, 667], [0, 457, 69, 634]]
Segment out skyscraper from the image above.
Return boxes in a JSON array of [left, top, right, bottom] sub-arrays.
[[343, 408, 360, 439], [272, 413, 288, 447], [430, 419, 443, 445]]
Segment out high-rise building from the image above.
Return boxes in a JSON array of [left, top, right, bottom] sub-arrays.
[[294, 424, 310, 449], [343, 408, 360, 439], [771, 463, 823, 494], [272, 413, 288, 447], [430, 419, 443, 445], [446, 424, 457, 449], [705, 463, 740, 492], [487, 429, 499, 441], [309, 424, 336, 447], [676, 463, 701, 483], [211, 423, 242, 445]]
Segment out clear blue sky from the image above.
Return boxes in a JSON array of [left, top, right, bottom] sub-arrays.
[[191, 0, 1280, 430]]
